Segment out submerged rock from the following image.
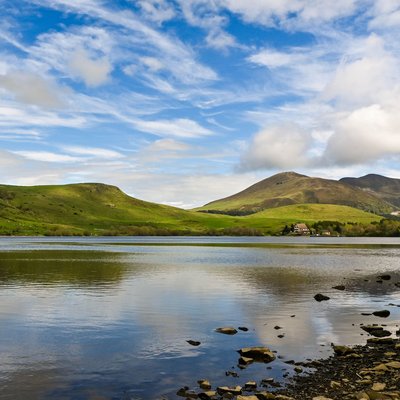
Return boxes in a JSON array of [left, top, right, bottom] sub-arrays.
[[314, 293, 330, 302], [332, 285, 345, 290], [215, 327, 238, 335], [361, 326, 392, 337], [238, 347, 276, 363], [187, 340, 201, 346], [238, 326, 249, 332]]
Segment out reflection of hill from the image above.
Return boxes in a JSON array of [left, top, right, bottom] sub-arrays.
[[0, 250, 132, 286]]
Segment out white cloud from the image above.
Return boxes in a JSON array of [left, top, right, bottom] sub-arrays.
[[239, 124, 312, 171], [61, 146, 124, 159], [139, 56, 164, 72], [149, 139, 191, 152], [0, 71, 65, 108], [13, 151, 82, 163], [322, 35, 398, 106], [69, 48, 112, 87], [248, 48, 303, 69], [324, 103, 400, 165], [137, 0, 176, 24], [132, 118, 213, 138]]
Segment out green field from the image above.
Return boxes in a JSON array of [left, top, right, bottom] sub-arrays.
[[0, 183, 383, 236]]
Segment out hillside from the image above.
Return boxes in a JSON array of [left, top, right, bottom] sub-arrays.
[[198, 172, 394, 215], [0, 182, 381, 236], [0, 183, 237, 235], [340, 174, 400, 208]]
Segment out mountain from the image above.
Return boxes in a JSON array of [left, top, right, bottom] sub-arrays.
[[198, 171, 394, 215], [340, 174, 400, 209], [0, 181, 380, 236]]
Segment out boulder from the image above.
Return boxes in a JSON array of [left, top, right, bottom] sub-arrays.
[[238, 347, 276, 363], [314, 293, 330, 301], [372, 310, 390, 318]]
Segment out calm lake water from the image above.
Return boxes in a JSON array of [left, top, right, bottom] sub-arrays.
[[0, 236, 399, 399]]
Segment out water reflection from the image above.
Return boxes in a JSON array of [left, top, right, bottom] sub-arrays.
[[0, 242, 399, 399]]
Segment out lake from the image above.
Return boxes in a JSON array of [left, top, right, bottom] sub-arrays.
[[0, 236, 399, 399]]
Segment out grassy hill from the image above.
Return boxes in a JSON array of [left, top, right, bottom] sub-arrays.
[[340, 174, 400, 208], [198, 172, 394, 215], [0, 183, 237, 235], [0, 182, 382, 236]]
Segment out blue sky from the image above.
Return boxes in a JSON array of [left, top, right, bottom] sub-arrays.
[[1, 0, 400, 207]]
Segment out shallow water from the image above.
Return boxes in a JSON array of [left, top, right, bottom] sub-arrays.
[[0, 237, 399, 399]]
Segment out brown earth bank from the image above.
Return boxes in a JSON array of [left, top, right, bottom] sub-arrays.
[[177, 338, 400, 400]]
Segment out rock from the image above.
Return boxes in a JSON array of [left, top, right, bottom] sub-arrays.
[[312, 397, 334, 400], [177, 386, 190, 397], [238, 326, 249, 332], [385, 361, 400, 369], [330, 380, 341, 389], [372, 382, 386, 391], [371, 364, 389, 372], [294, 366, 303, 373], [367, 338, 396, 344], [361, 326, 392, 337], [274, 326, 282, 330], [198, 380, 211, 390], [365, 391, 392, 400], [332, 285, 346, 290], [238, 356, 254, 366], [332, 345, 355, 356], [372, 310, 391, 318], [225, 370, 238, 377], [216, 386, 242, 395], [215, 327, 238, 335], [244, 381, 257, 390], [238, 347, 276, 363], [314, 293, 330, 302], [177, 387, 198, 398], [378, 275, 391, 280], [198, 391, 217, 399], [187, 340, 201, 346], [355, 392, 370, 400], [256, 392, 276, 400], [237, 396, 259, 400], [275, 396, 295, 400]]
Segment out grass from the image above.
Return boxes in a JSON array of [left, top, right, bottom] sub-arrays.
[[0, 183, 382, 236]]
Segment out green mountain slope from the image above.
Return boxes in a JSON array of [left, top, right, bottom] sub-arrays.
[[198, 172, 394, 215], [0, 182, 381, 236], [340, 174, 400, 208], [0, 183, 237, 235]]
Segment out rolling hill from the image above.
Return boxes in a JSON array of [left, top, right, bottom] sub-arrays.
[[198, 172, 395, 215], [340, 174, 400, 208], [0, 181, 381, 236]]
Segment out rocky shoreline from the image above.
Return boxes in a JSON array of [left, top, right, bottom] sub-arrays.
[[177, 337, 400, 400]]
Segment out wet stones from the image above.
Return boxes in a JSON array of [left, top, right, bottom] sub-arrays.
[[314, 293, 330, 302], [332, 345, 356, 356], [361, 326, 392, 338]]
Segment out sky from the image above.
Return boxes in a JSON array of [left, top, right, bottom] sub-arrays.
[[1, 0, 400, 208]]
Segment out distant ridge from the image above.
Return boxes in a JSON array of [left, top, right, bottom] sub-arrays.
[[340, 174, 400, 208], [199, 171, 395, 215]]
